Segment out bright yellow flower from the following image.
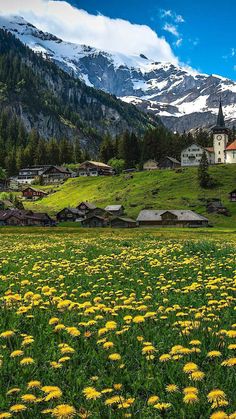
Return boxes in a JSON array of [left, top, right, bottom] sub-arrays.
[[82, 387, 101, 400], [51, 404, 76, 419]]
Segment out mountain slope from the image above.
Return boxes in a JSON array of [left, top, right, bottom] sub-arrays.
[[2, 15, 236, 132], [24, 164, 236, 228], [0, 26, 156, 151]]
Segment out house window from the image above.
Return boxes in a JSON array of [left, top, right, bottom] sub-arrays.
[[218, 151, 221, 154], [233, 151, 236, 158], [218, 142, 221, 146]]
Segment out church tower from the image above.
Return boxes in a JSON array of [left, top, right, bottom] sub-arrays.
[[212, 100, 229, 163]]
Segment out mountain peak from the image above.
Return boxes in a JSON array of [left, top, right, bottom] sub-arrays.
[[1, 14, 236, 132]]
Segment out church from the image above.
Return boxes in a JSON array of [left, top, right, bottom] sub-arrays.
[[181, 101, 236, 166]]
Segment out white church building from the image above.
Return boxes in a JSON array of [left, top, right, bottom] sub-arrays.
[[181, 101, 236, 166]]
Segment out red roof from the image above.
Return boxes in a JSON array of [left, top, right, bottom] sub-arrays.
[[226, 140, 236, 151]]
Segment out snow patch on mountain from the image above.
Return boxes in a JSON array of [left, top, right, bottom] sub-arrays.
[[2, 15, 236, 131]]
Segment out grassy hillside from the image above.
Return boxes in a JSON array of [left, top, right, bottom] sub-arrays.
[[25, 165, 236, 227]]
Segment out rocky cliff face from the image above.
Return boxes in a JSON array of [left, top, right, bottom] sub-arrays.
[[0, 24, 156, 152], [2, 15, 236, 132]]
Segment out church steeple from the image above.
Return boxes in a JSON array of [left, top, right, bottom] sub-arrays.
[[216, 99, 225, 127]]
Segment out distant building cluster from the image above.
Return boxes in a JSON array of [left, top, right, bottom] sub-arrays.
[[181, 101, 236, 166]]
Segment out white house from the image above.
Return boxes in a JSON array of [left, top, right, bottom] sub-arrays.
[[181, 144, 214, 166], [225, 140, 236, 164], [181, 101, 236, 166], [143, 159, 159, 170]]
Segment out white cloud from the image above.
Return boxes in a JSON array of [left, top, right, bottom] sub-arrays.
[[163, 23, 179, 37], [175, 38, 183, 47], [160, 9, 185, 23], [0, 0, 179, 64], [175, 14, 184, 23]]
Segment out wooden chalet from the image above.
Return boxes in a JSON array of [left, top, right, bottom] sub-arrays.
[[137, 210, 208, 228], [143, 160, 159, 171], [229, 189, 236, 202], [104, 205, 124, 216], [76, 202, 97, 215], [78, 161, 113, 176], [158, 156, 181, 169], [110, 217, 136, 228], [56, 208, 84, 222], [22, 187, 47, 200], [0, 209, 55, 227], [81, 215, 109, 228], [41, 166, 72, 183]]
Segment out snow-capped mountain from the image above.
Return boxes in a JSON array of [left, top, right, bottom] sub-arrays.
[[2, 15, 236, 132]]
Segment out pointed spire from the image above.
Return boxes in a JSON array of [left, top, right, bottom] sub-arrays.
[[216, 99, 225, 127]]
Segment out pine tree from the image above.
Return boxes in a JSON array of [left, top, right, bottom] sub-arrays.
[[198, 151, 210, 188], [99, 135, 115, 163]]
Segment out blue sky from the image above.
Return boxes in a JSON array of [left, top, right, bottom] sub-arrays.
[[70, 0, 236, 79]]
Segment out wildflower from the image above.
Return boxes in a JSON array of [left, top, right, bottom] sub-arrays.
[[0, 331, 15, 339], [0, 413, 12, 418], [166, 384, 179, 393], [147, 396, 159, 405], [183, 393, 199, 404], [133, 316, 145, 324], [105, 321, 117, 330], [183, 387, 199, 395], [41, 386, 61, 394], [142, 345, 155, 354], [9, 405, 27, 413], [51, 404, 76, 419], [207, 390, 227, 403], [21, 394, 37, 403], [153, 403, 171, 411], [105, 396, 123, 405], [45, 389, 63, 401], [82, 387, 101, 400], [159, 354, 171, 362], [27, 380, 41, 389], [210, 412, 229, 419], [6, 388, 21, 396], [183, 362, 198, 374], [20, 357, 34, 365], [190, 371, 205, 381], [103, 341, 114, 350], [221, 358, 236, 367], [108, 353, 121, 361], [113, 384, 122, 390], [207, 351, 222, 358], [10, 350, 24, 358]]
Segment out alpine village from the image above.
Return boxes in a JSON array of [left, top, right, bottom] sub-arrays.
[[0, 96, 236, 228]]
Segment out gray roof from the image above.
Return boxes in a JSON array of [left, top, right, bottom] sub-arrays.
[[111, 217, 136, 223], [165, 156, 181, 164], [105, 205, 123, 211], [77, 202, 97, 210], [137, 210, 208, 222]]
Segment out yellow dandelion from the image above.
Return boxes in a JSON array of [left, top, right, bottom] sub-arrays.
[[133, 316, 145, 324], [207, 390, 227, 403], [190, 371, 205, 381], [183, 387, 199, 395], [159, 354, 171, 362], [21, 394, 37, 403], [183, 393, 199, 404], [9, 405, 27, 413], [153, 403, 171, 411], [166, 384, 179, 393], [51, 404, 76, 419], [27, 380, 41, 389], [207, 351, 222, 358], [147, 396, 159, 405], [82, 387, 101, 400], [183, 362, 198, 374], [221, 358, 236, 367], [0, 331, 15, 339], [10, 350, 24, 358], [210, 412, 229, 419], [108, 353, 121, 361], [20, 357, 34, 365], [6, 388, 21, 396], [0, 413, 12, 419]]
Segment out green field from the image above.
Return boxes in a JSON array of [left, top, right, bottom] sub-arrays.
[[0, 228, 235, 419], [25, 165, 236, 227]]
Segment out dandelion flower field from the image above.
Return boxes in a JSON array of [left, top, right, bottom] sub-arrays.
[[0, 229, 235, 419]]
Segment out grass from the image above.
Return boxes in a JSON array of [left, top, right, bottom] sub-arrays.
[[24, 165, 236, 227], [0, 228, 235, 418]]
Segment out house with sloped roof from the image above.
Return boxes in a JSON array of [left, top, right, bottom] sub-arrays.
[[137, 210, 209, 228], [56, 208, 84, 222], [104, 205, 124, 216], [78, 161, 113, 176], [158, 156, 181, 169]]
